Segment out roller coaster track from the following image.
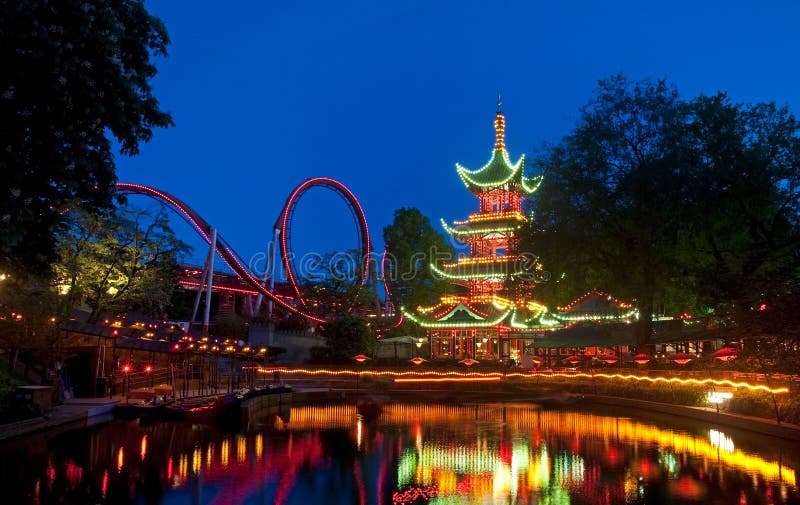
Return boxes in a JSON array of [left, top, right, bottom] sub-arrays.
[[117, 181, 382, 323], [275, 177, 371, 310]]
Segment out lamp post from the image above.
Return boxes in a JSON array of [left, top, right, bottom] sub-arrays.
[[122, 364, 131, 403], [353, 354, 369, 397]]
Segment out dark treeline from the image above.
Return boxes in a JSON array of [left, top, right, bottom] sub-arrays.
[[522, 75, 799, 366]]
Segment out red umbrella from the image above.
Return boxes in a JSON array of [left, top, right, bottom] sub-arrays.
[[564, 355, 581, 366], [599, 353, 618, 364], [710, 347, 739, 361], [531, 356, 543, 365], [633, 353, 651, 365], [671, 352, 695, 365], [459, 358, 479, 366], [410, 357, 427, 365]]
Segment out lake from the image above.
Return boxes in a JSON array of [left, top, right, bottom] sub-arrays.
[[1, 401, 798, 504]]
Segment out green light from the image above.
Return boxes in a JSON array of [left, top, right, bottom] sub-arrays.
[[456, 150, 526, 189], [440, 218, 522, 237], [430, 262, 526, 281]]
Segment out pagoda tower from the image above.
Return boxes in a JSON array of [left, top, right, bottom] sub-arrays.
[[402, 103, 551, 362]]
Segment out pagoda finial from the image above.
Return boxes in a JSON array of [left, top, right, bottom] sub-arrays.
[[494, 93, 505, 151]]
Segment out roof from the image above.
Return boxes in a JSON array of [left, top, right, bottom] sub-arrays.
[[431, 260, 527, 281], [402, 300, 550, 329], [456, 151, 541, 195], [555, 290, 637, 321]]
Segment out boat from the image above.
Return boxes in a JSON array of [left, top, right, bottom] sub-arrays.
[[165, 386, 294, 425], [166, 392, 241, 424]]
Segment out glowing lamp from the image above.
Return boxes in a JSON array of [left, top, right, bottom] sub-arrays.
[[671, 352, 695, 365], [144, 365, 152, 373], [600, 354, 618, 364], [410, 357, 427, 365], [353, 354, 369, 363], [122, 364, 131, 374], [707, 391, 733, 404], [710, 347, 739, 362], [458, 358, 479, 366], [633, 353, 651, 365]]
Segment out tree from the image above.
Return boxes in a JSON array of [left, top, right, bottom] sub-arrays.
[[679, 94, 800, 313], [526, 75, 691, 345], [319, 315, 375, 361], [54, 204, 190, 322], [526, 75, 800, 351], [298, 249, 381, 319], [383, 207, 453, 311], [0, 1, 173, 272]]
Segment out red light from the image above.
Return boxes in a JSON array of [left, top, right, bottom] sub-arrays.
[[122, 364, 131, 373], [145, 365, 152, 373]]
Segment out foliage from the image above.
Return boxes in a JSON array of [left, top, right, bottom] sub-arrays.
[[319, 315, 375, 361], [0, 0, 173, 272], [525, 74, 800, 348], [0, 270, 63, 368], [525, 75, 689, 345], [54, 204, 190, 322], [383, 207, 453, 312], [298, 249, 380, 319], [215, 313, 247, 341]]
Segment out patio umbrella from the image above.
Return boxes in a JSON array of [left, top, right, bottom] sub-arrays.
[[633, 353, 652, 365], [671, 352, 695, 365], [459, 358, 479, 366], [710, 347, 740, 361], [564, 355, 581, 366], [410, 357, 427, 366], [599, 353, 618, 364]]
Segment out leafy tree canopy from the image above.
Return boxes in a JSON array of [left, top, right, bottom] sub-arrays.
[[54, 203, 190, 323], [0, 0, 173, 272], [319, 315, 375, 361], [383, 207, 453, 312], [525, 74, 800, 345]]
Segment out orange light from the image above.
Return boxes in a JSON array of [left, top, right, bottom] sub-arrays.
[[410, 357, 427, 365], [353, 354, 369, 363], [394, 376, 500, 383]]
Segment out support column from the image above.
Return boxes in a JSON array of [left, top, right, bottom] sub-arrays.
[[202, 229, 217, 336]]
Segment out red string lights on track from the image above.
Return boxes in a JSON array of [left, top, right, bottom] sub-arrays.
[[116, 180, 389, 324]]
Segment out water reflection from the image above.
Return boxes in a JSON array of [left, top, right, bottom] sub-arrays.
[[1, 403, 798, 504]]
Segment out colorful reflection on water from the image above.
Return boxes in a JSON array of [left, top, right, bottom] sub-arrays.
[[1, 402, 798, 504]]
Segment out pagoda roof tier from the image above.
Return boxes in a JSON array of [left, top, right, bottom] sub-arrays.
[[452, 210, 529, 226], [432, 260, 528, 281], [441, 218, 523, 237], [402, 297, 554, 329], [456, 151, 543, 195]]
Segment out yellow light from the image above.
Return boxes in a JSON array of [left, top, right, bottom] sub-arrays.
[[394, 377, 501, 383], [140, 435, 147, 460]]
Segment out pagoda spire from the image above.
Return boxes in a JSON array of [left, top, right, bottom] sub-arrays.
[[494, 94, 505, 151]]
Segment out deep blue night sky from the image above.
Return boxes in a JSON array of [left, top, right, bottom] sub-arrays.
[[117, 1, 800, 273]]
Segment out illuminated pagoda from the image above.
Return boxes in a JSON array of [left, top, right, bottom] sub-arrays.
[[402, 102, 553, 362]]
